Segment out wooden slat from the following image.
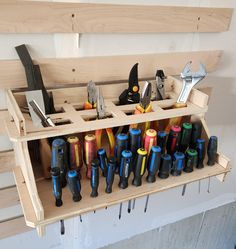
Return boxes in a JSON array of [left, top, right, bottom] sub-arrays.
[[0, 110, 10, 135], [0, 216, 32, 239], [0, 2, 232, 34], [0, 150, 15, 173], [0, 186, 19, 209], [0, 50, 222, 89]]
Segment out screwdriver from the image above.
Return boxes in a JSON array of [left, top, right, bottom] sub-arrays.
[[190, 122, 202, 149], [106, 157, 116, 193], [97, 148, 108, 177], [166, 125, 181, 156], [144, 129, 157, 156], [196, 139, 206, 169], [158, 154, 172, 179], [90, 158, 100, 197], [179, 123, 192, 153], [157, 131, 168, 154], [207, 136, 218, 166], [146, 146, 161, 183], [119, 150, 133, 189], [171, 152, 185, 176], [115, 133, 128, 174], [84, 134, 97, 179], [51, 167, 63, 207], [51, 138, 68, 188], [67, 170, 82, 202], [133, 148, 148, 186], [184, 149, 198, 173], [67, 136, 83, 175], [129, 128, 142, 159]]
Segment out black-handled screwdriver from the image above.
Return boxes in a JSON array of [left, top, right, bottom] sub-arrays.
[[115, 133, 128, 174], [133, 148, 148, 186], [67, 170, 82, 202], [196, 138, 206, 169], [97, 148, 108, 177], [190, 122, 202, 149], [207, 136, 218, 166], [51, 167, 63, 207], [106, 157, 116, 193], [90, 159, 100, 197], [119, 150, 133, 189]]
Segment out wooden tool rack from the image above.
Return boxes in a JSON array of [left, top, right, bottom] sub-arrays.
[[0, 1, 233, 237]]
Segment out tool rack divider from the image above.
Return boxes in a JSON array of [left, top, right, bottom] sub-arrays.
[[5, 77, 209, 142]]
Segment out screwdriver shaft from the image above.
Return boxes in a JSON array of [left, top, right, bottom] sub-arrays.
[[207, 177, 211, 193], [198, 180, 201, 194], [144, 195, 149, 213], [128, 200, 131, 213], [182, 184, 187, 196], [132, 199, 136, 210], [119, 203, 123, 219]]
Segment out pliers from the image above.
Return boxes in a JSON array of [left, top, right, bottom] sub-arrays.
[[130, 81, 152, 134], [155, 70, 166, 100], [84, 81, 97, 110], [119, 63, 140, 105], [95, 87, 115, 156]]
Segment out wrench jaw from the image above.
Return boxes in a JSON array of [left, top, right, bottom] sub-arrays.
[[177, 61, 207, 104]]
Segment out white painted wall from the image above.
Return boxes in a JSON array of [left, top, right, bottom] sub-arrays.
[[0, 1, 236, 249]]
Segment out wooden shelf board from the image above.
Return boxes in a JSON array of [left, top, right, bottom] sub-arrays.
[[0, 3, 232, 34], [15, 162, 230, 228]]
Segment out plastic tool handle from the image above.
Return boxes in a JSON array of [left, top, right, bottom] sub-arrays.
[[196, 139, 206, 169], [207, 136, 218, 166], [146, 146, 161, 183], [165, 103, 187, 132], [190, 122, 202, 149], [106, 157, 116, 193], [90, 159, 100, 197], [51, 167, 63, 207], [119, 150, 133, 189], [144, 129, 157, 156], [171, 152, 185, 176], [67, 170, 82, 202], [133, 148, 148, 186], [67, 136, 83, 173], [84, 134, 97, 179], [184, 149, 198, 173], [51, 138, 68, 188], [129, 128, 142, 158], [97, 148, 108, 177], [166, 125, 181, 155], [115, 133, 128, 174], [178, 123, 192, 153], [158, 154, 172, 179], [157, 131, 167, 154]]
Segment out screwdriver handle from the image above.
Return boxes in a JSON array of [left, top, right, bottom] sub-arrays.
[[67, 170, 82, 202], [133, 148, 148, 186], [157, 131, 167, 154], [106, 157, 116, 193], [146, 146, 161, 183], [129, 128, 142, 158], [207, 136, 218, 166], [97, 148, 108, 177], [179, 123, 192, 153], [196, 139, 206, 169], [119, 150, 133, 189], [190, 122, 202, 149], [115, 133, 128, 174], [51, 167, 63, 207], [165, 103, 187, 132], [90, 159, 100, 197], [166, 125, 181, 155]]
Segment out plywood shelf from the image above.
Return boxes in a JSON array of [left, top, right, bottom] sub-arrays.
[[14, 158, 230, 228]]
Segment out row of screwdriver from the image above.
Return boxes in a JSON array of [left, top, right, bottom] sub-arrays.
[[50, 120, 218, 207]]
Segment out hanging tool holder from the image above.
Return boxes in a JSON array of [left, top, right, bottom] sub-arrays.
[[0, 1, 233, 237]]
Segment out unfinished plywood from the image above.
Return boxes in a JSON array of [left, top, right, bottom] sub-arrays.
[[0, 51, 222, 89], [0, 2, 232, 33], [0, 187, 20, 209], [0, 150, 15, 173], [0, 216, 32, 239]]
